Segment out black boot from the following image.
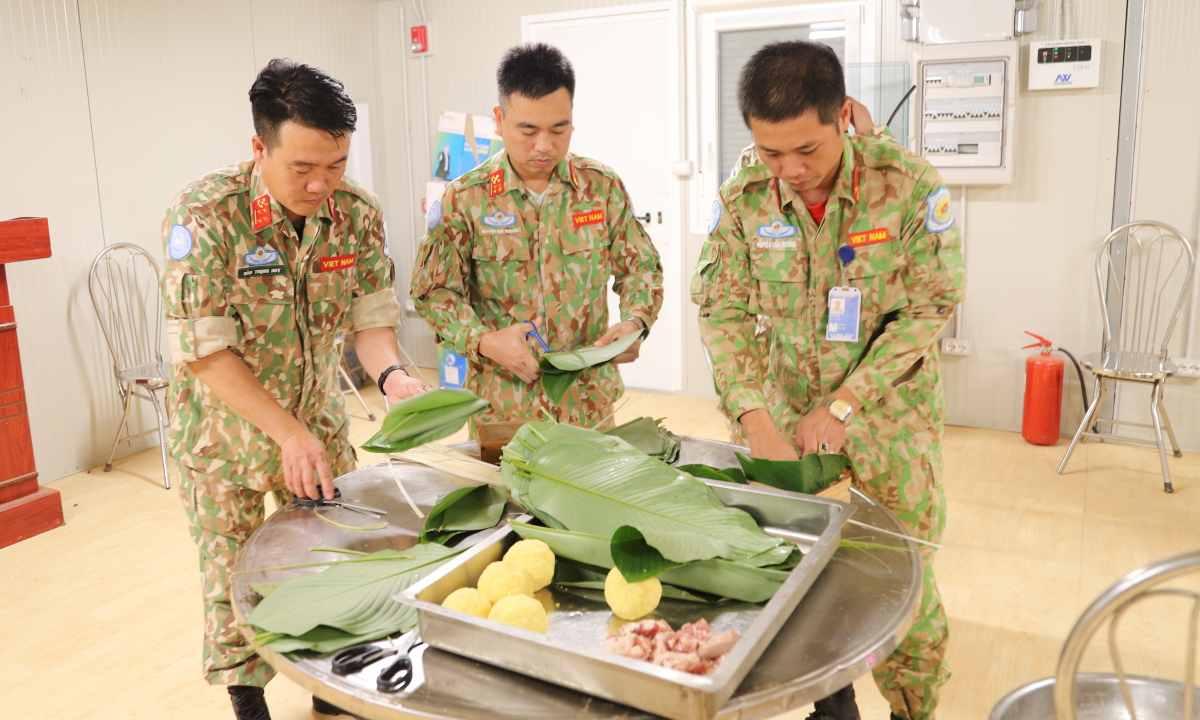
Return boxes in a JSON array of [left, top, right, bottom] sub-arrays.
[[228, 685, 270, 720], [313, 695, 356, 717], [804, 683, 861, 720]]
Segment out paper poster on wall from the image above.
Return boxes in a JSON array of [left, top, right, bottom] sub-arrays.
[[432, 111, 504, 181]]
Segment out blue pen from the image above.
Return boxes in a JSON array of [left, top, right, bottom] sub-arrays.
[[525, 320, 551, 353]]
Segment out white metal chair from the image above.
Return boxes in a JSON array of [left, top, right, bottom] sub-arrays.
[[335, 332, 375, 421], [990, 549, 1200, 720], [88, 243, 171, 488], [1058, 221, 1196, 493]]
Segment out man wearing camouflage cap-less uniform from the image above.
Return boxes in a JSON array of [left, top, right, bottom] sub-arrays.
[[692, 42, 965, 720], [413, 43, 663, 429], [162, 59, 427, 720]]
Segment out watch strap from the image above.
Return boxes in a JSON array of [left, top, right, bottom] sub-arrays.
[[378, 364, 409, 395]]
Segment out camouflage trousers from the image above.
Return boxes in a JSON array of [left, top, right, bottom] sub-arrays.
[[856, 431, 950, 720], [728, 416, 950, 720], [176, 463, 289, 688]]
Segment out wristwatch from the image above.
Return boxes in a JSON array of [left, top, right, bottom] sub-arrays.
[[378, 364, 409, 395], [822, 397, 854, 423]]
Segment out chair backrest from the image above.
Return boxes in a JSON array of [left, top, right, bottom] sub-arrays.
[[1095, 221, 1196, 359], [1054, 549, 1200, 720], [88, 243, 165, 377]]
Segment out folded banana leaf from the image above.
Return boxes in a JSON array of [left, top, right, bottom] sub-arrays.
[[419, 484, 509, 544], [734, 452, 850, 495], [362, 388, 490, 454], [538, 329, 645, 405], [501, 422, 791, 568], [246, 545, 459, 654], [604, 416, 681, 463], [551, 558, 722, 604], [511, 520, 786, 603]]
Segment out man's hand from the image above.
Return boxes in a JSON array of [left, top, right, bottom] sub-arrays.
[[278, 427, 335, 500], [383, 369, 431, 403], [793, 406, 847, 457], [740, 408, 800, 461], [846, 96, 876, 137], [479, 319, 541, 384], [593, 320, 643, 365]]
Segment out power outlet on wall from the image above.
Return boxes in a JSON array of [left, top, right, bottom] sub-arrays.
[[1173, 359, 1200, 377], [942, 338, 973, 356]]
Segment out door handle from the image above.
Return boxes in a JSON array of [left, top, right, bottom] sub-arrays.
[[633, 212, 651, 223]]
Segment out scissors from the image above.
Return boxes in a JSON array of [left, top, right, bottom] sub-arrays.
[[524, 319, 552, 353], [292, 487, 388, 518], [331, 644, 397, 676], [376, 636, 426, 693]]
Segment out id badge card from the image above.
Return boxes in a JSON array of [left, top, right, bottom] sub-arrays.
[[826, 287, 861, 342]]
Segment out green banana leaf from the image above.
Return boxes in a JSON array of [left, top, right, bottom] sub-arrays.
[[246, 545, 458, 654], [676, 464, 747, 484], [734, 452, 851, 495], [510, 520, 785, 603], [362, 388, 490, 454], [419, 484, 508, 544], [538, 330, 645, 405], [502, 423, 790, 567], [604, 417, 681, 463]]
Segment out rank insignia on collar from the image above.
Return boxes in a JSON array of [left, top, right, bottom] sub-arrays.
[[569, 162, 580, 188], [487, 169, 505, 198], [251, 194, 272, 231]]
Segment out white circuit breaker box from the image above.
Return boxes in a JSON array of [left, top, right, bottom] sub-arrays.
[[916, 41, 1018, 185], [1028, 38, 1102, 90]]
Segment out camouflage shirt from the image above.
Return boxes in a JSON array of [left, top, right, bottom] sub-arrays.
[[411, 152, 664, 427], [162, 161, 403, 489], [691, 134, 966, 479]]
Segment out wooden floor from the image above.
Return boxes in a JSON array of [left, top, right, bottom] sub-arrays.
[[3, 379, 1198, 720]]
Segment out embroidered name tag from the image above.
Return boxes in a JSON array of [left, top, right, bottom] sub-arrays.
[[848, 228, 890, 247], [572, 209, 605, 228], [237, 265, 285, 279], [481, 210, 519, 234], [755, 240, 797, 249], [318, 253, 356, 272]]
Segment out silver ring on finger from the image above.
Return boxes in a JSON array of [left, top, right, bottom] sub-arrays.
[[819, 443, 830, 453]]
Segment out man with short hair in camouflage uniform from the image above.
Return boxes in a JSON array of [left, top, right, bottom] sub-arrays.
[[692, 41, 965, 720], [412, 43, 663, 428], [162, 59, 428, 720]]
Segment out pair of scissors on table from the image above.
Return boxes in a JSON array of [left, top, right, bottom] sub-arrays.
[[331, 634, 425, 693], [292, 486, 387, 518]]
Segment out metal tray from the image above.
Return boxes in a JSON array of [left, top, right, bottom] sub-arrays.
[[396, 480, 853, 720]]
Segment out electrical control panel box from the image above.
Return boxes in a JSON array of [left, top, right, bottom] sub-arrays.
[[1028, 38, 1101, 90], [916, 41, 1018, 185]]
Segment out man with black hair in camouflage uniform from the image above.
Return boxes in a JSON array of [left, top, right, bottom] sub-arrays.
[[692, 40, 965, 720], [412, 43, 663, 429], [162, 59, 428, 720]]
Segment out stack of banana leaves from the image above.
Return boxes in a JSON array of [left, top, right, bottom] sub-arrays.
[[539, 330, 645, 405], [603, 416, 681, 463], [500, 423, 802, 603], [244, 545, 461, 654]]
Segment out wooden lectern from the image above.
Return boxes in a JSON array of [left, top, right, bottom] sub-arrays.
[[0, 217, 63, 549]]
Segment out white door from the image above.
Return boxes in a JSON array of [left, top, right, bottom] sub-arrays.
[[523, 3, 683, 393]]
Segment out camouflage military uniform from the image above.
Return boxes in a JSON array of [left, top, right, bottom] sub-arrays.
[[412, 152, 663, 428], [161, 161, 402, 687], [691, 134, 965, 720]]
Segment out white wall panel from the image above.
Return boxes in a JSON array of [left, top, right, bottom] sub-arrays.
[[1, 0, 118, 484], [1118, 0, 1200, 447]]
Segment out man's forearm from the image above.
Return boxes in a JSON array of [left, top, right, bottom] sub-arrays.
[[354, 327, 405, 383], [185, 350, 305, 445]]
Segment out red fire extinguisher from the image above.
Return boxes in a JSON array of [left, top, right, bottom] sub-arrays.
[[1021, 331, 1064, 445]]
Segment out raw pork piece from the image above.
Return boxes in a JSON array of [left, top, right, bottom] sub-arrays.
[[604, 617, 740, 675]]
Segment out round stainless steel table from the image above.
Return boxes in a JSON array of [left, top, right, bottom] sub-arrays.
[[231, 437, 921, 720]]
